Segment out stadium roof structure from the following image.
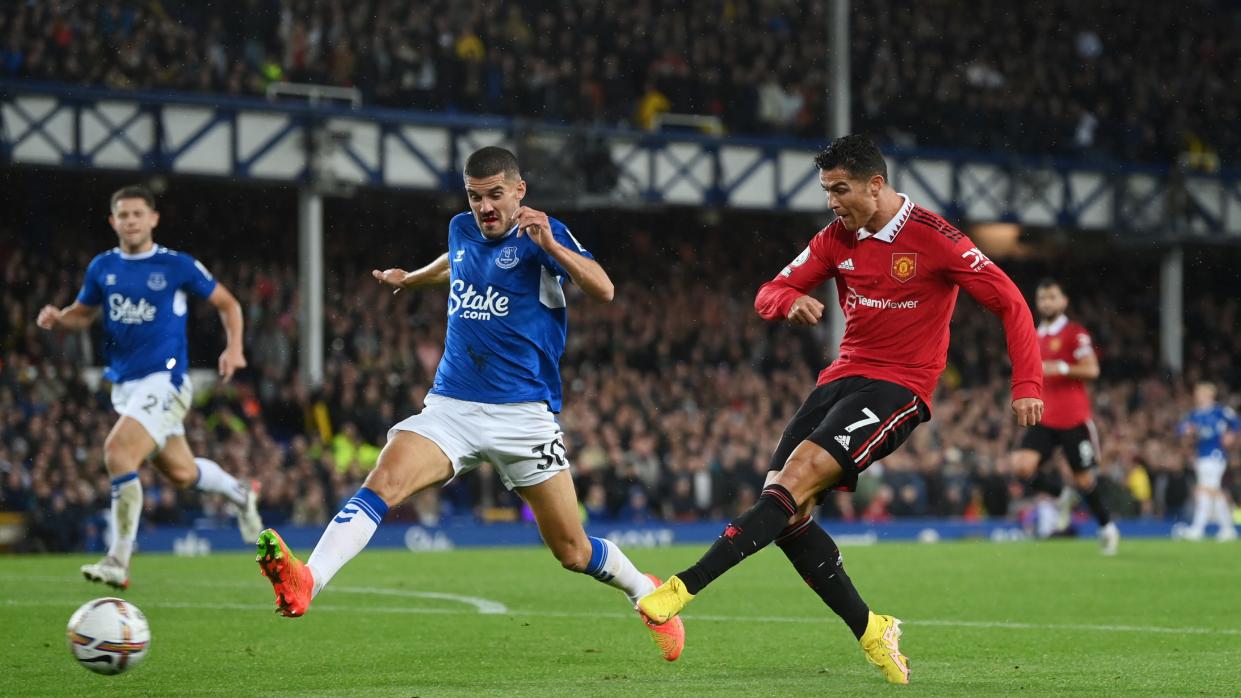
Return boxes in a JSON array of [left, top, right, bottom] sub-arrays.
[[3, 80, 1239, 241]]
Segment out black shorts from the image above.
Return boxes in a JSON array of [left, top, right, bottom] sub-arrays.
[[1018, 421, 1100, 472], [768, 376, 930, 493]]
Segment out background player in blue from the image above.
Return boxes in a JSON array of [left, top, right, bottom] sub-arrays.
[[255, 147, 686, 661], [1177, 382, 1240, 541], [36, 185, 263, 589]]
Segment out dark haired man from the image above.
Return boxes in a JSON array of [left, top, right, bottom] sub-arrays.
[[255, 147, 686, 661], [37, 185, 261, 589], [1013, 279, 1118, 553], [639, 135, 1043, 684]]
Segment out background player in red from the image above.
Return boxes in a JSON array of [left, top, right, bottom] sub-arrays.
[[638, 135, 1044, 685], [1011, 279, 1119, 554]]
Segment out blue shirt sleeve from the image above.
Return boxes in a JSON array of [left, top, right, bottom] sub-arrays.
[[76, 256, 104, 306], [538, 221, 594, 280], [181, 254, 219, 299], [1225, 407, 1240, 432]]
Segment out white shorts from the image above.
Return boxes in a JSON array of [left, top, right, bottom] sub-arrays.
[[111, 371, 193, 450], [388, 393, 569, 490], [1195, 456, 1227, 490]]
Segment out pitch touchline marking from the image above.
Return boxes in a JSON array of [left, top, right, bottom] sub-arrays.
[[0, 574, 509, 615], [2, 595, 1237, 637]]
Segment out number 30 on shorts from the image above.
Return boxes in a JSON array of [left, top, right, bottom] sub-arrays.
[[531, 437, 567, 470]]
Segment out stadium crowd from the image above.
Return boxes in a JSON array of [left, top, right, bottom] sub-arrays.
[[1, 0, 1238, 166], [3, 189, 1238, 552]]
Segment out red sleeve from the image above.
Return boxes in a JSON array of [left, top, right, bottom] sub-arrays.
[[942, 238, 1043, 402], [754, 231, 835, 321], [1071, 323, 1096, 361]]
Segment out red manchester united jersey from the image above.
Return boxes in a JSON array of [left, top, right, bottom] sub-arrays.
[[755, 196, 1042, 411], [1037, 315, 1094, 429]]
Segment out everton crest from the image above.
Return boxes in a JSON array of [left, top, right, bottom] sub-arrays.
[[496, 246, 519, 270]]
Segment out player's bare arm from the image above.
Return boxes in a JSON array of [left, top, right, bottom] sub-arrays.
[[1043, 352, 1099, 381], [514, 206, 615, 303], [372, 253, 450, 291], [36, 301, 99, 331], [207, 284, 246, 382]]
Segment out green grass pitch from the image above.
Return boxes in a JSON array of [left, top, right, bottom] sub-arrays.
[[2, 540, 1237, 696]]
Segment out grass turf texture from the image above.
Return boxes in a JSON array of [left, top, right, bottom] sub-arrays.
[[1, 540, 1237, 696]]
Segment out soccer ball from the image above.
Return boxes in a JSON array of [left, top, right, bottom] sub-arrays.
[[66, 598, 150, 675]]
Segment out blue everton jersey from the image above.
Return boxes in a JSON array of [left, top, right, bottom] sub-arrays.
[[430, 212, 593, 412], [76, 245, 218, 386], [1179, 405, 1240, 460]]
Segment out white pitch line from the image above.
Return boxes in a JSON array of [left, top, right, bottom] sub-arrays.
[[0, 574, 509, 615], [1, 595, 1236, 637]]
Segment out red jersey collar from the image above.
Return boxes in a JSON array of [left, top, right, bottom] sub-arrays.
[[856, 194, 913, 243]]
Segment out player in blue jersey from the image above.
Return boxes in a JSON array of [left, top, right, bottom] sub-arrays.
[[1177, 382, 1239, 541], [255, 147, 686, 661], [36, 185, 263, 589]]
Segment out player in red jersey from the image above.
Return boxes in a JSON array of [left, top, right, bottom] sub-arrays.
[[1011, 279, 1119, 554], [638, 135, 1044, 684]]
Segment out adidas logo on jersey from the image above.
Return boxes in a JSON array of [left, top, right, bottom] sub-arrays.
[[835, 434, 851, 449], [839, 258, 855, 271]]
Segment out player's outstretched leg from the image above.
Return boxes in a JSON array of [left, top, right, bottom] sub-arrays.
[[258, 487, 390, 617], [520, 471, 684, 661], [153, 438, 264, 543], [257, 431, 450, 616], [639, 482, 799, 624], [776, 515, 909, 684], [84, 418, 153, 589], [82, 472, 140, 590], [191, 457, 263, 543], [1215, 495, 1237, 542], [1073, 471, 1118, 555]]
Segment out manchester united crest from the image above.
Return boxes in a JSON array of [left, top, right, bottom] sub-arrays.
[[1049, 338, 1062, 352], [890, 253, 917, 283]]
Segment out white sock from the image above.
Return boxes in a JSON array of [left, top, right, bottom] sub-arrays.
[[107, 473, 142, 567], [1035, 498, 1059, 539], [1215, 497, 1235, 531], [582, 537, 656, 605], [192, 457, 248, 507], [306, 487, 389, 598], [1189, 491, 1211, 535]]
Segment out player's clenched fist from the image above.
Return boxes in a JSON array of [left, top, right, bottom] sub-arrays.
[[36, 305, 61, 330], [787, 295, 825, 326], [1012, 397, 1044, 427]]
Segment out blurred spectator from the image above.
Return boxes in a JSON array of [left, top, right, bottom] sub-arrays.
[[2, 182, 1240, 552], [3, 1, 1240, 165]]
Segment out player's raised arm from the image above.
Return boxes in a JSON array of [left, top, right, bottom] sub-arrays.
[[755, 233, 834, 325], [515, 206, 614, 303], [372, 252, 451, 291], [943, 239, 1043, 426], [36, 301, 100, 331]]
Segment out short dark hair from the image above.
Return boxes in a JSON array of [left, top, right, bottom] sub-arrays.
[[1036, 278, 1064, 293], [813, 134, 888, 181], [464, 146, 520, 180], [110, 185, 156, 210]]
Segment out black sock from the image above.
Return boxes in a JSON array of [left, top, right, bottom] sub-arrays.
[[777, 516, 870, 639], [677, 484, 798, 595], [1080, 483, 1111, 526], [1029, 469, 1063, 497]]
